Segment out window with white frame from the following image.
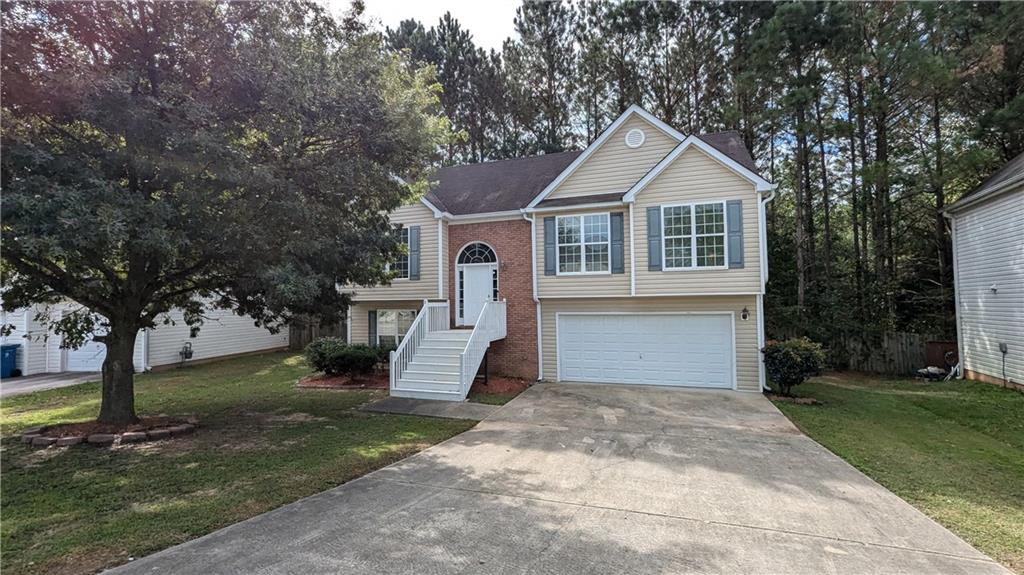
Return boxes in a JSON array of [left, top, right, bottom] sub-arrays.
[[557, 213, 610, 274], [376, 309, 416, 346], [390, 228, 410, 279], [663, 202, 726, 269]]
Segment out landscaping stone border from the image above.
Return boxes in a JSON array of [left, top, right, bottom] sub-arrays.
[[20, 423, 196, 448]]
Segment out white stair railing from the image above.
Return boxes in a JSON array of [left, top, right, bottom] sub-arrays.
[[458, 299, 507, 397], [390, 300, 450, 391]]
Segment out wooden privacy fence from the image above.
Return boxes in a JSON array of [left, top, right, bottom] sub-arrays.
[[772, 329, 954, 376], [288, 317, 346, 350], [832, 332, 934, 375]]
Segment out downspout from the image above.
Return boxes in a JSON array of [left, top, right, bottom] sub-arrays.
[[524, 211, 543, 381], [758, 188, 777, 391], [436, 217, 445, 299]]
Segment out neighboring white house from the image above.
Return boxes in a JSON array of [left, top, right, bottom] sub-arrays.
[[945, 152, 1024, 389], [0, 303, 289, 376]]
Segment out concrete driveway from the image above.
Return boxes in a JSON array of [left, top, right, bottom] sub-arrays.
[[1, 372, 99, 398], [110, 383, 1009, 575]]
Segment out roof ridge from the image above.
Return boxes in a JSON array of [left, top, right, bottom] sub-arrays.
[[442, 150, 582, 170]]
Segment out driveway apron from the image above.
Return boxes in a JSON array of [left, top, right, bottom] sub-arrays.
[[108, 383, 1010, 575]]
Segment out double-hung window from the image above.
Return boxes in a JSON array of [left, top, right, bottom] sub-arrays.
[[663, 202, 726, 269], [391, 228, 410, 279], [376, 309, 416, 346], [557, 213, 610, 274]]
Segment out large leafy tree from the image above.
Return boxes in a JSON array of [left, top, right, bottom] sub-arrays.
[[1, 1, 448, 423]]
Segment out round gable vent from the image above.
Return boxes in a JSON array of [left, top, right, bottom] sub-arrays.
[[625, 128, 646, 148]]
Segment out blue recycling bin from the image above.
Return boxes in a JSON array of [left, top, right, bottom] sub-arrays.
[[1, 344, 20, 379]]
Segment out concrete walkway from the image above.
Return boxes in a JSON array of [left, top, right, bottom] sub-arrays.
[[1, 372, 99, 398], [361, 396, 501, 420], [109, 383, 1009, 575]]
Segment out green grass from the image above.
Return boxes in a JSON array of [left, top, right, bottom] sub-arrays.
[[0, 352, 476, 575], [772, 373, 1024, 572]]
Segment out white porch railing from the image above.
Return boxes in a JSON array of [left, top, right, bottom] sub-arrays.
[[390, 300, 450, 392], [458, 299, 507, 397]]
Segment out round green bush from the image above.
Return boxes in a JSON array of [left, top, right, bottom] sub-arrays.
[[304, 338, 380, 377], [762, 337, 826, 396]]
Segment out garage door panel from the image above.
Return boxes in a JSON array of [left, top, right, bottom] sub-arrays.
[[558, 314, 733, 389]]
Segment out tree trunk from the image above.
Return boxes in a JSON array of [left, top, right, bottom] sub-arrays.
[[98, 323, 139, 424], [814, 94, 832, 277]]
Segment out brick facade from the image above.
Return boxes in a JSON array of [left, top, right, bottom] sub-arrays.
[[448, 219, 538, 380]]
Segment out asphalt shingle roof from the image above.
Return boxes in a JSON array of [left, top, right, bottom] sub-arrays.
[[425, 131, 761, 216]]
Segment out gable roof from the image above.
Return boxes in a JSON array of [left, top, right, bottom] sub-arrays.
[[424, 151, 581, 216], [526, 105, 686, 209], [622, 135, 775, 201], [698, 131, 759, 174], [946, 152, 1024, 214], [419, 107, 770, 217]]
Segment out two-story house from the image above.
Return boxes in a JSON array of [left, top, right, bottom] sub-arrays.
[[345, 105, 775, 401]]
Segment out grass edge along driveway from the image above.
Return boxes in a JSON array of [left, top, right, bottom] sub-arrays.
[[772, 373, 1024, 573], [0, 352, 477, 575]]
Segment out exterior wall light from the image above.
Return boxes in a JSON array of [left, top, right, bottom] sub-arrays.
[[741, 307, 750, 321]]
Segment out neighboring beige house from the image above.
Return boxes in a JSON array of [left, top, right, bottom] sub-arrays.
[[345, 105, 776, 401], [945, 152, 1024, 389], [1, 303, 289, 375]]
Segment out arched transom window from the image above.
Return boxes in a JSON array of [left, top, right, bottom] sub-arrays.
[[458, 242, 496, 264]]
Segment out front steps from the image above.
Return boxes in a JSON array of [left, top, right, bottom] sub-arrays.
[[391, 330, 473, 400]]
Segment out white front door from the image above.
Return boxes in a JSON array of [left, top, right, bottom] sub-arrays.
[[462, 265, 494, 325], [557, 313, 734, 388]]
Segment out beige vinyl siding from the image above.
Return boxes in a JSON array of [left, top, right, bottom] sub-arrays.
[[351, 201, 440, 301], [535, 206, 631, 298], [952, 187, 1024, 384], [634, 147, 762, 295], [349, 300, 424, 346], [546, 116, 678, 201], [540, 295, 760, 392]]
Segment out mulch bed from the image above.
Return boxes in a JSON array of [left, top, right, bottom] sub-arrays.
[[38, 416, 193, 438], [766, 394, 822, 405], [297, 372, 389, 390], [470, 376, 532, 396]]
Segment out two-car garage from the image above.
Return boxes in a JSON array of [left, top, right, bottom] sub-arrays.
[[541, 296, 761, 392], [556, 313, 735, 389]]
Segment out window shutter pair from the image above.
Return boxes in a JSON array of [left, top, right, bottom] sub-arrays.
[[543, 214, 624, 275], [646, 201, 744, 269], [408, 226, 421, 280]]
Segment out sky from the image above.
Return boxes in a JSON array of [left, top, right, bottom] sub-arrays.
[[323, 0, 520, 52]]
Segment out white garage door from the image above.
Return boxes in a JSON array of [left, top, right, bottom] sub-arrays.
[[557, 313, 734, 388], [66, 338, 106, 372]]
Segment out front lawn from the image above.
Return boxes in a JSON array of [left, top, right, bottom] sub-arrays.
[[772, 373, 1024, 572], [0, 352, 476, 575]]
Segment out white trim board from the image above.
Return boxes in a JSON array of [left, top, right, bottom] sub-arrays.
[[526, 105, 686, 209], [623, 135, 775, 201]]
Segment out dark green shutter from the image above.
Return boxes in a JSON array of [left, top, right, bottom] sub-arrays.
[[543, 217, 556, 276], [408, 225, 421, 280], [610, 212, 624, 274], [726, 200, 743, 268], [646, 207, 662, 271], [367, 310, 377, 345]]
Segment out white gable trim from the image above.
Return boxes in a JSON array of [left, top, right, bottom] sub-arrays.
[[525, 105, 685, 209], [623, 136, 774, 201], [420, 197, 444, 218]]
